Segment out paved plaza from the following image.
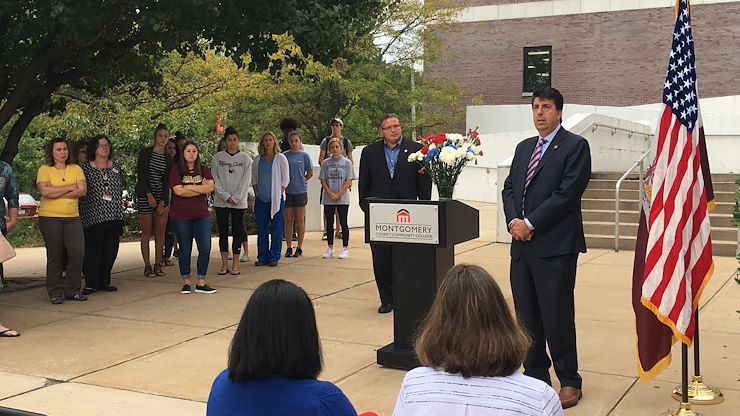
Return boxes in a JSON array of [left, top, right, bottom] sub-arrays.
[[0, 201, 737, 416]]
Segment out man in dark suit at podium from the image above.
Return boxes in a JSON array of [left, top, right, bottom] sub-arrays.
[[359, 113, 432, 314], [502, 87, 591, 409]]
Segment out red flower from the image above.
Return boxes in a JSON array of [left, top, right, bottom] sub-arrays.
[[479, 151, 484, 156], [420, 145, 429, 155], [418, 169, 425, 175], [432, 133, 446, 145]]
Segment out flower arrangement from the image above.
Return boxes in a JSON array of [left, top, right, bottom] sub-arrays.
[[407, 127, 483, 199]]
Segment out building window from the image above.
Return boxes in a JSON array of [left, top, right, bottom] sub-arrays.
[[523, 46, 552, 94]]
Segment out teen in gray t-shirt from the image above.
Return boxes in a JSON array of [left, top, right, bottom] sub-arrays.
[[319, 138, 354, 259]]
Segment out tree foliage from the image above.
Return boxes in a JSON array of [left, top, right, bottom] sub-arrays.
[[0, 0, 386, 162]]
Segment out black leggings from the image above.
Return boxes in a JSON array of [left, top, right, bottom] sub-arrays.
[[324, 205, 349, 247], [215, 207, 246, 254]]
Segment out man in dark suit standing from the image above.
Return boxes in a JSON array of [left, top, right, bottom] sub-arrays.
[[502, 87, 591, 409], [359, 113, 432, 314]]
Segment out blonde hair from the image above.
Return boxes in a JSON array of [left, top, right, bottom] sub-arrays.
[[258, 131, 280, 156], [326, 137, 344, 153], [414, 264, 530, 378]]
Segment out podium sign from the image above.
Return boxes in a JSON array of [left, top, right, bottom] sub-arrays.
[[368, 203, 439, 244]]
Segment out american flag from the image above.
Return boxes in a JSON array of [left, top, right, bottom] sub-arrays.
[[632, 0, 715, 379]]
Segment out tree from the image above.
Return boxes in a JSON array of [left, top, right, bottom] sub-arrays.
[[0, 0, 387, 162]]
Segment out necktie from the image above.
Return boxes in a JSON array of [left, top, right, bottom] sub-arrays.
[[522, 138, 546, 214]]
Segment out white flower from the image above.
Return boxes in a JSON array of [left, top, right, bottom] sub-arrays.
[[417, 153, 425, 161], [428, 143, 436, 150], [407, 152, 418, 162], [462, 142, 472, 149], [466, 152, 475, 160], [447, 133, 464, 145]]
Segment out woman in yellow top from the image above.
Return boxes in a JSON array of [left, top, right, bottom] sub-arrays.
[[36, 138, 88, 304]]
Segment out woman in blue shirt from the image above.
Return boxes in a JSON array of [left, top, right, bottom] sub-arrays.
[[207, 279, 357, 416]]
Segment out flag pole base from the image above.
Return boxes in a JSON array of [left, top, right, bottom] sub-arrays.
[[661, 402, 703, 416], [671, 376, 724, 405]]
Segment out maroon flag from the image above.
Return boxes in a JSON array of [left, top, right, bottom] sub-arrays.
[[632, 0, 714, 380]]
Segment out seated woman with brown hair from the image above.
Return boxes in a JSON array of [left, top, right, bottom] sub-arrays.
[[207, 279, 356, 416], [393, 264, 563, 416]]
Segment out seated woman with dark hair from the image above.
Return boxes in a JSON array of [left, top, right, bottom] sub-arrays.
[[393, 264, 563, 416], [207, 279, 357, 416]]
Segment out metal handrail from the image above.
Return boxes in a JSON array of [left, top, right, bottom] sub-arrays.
[[615, 149, 652, 251]]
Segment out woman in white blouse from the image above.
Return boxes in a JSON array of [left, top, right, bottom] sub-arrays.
[[393, 264, 564, 416]]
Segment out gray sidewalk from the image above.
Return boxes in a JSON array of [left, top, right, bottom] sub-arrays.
[[0, 201, 737, 415]]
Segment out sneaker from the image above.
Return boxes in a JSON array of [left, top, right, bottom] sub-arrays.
[[293, 247, 303, 257], [338, 248, 350, 259], [195, 284, 217, 294], [321, 232, 328, 241], [322, 248, 334, 259], [285, 247, 293, 257], [240, 253, 250, 263], [181, 284, 192, 294]]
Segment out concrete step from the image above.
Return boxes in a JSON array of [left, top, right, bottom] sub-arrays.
[[586, 234, 737, 256], [583, 188, 736, 203], [585, 221, 738, 241], [582, 199, 735, 213], [588, 179, 641, 191], [582, 210, 737, 228]]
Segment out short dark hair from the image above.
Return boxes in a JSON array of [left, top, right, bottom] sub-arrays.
[[279, 118, 299, 132], [228, 280, 322, 382], [532, 86, 564, 111], [69, 138, 90, 164], [44, 138, 70, 166], [223, 126, 238, 139], [414, 264, 530, 378], [87, 135, 114, 161], [379, 113, 399, 128], [155, 123, 168, 137]]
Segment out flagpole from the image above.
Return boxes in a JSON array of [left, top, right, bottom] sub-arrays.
[[662, 345, 702, 416], [671, 310, 724, 404]]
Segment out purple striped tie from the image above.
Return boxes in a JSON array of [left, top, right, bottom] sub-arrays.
[[522, 138, 546, 214]]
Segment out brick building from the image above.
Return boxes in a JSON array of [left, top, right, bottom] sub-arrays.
[[426, 0, 740, 127]]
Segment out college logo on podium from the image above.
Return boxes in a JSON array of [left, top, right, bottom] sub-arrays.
[[396, 209, 411, 223]]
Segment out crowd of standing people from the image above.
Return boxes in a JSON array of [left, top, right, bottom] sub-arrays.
[[0, 116, 356, 306]]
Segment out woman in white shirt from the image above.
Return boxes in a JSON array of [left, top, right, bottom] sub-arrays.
[[393, 264, 564, 416]]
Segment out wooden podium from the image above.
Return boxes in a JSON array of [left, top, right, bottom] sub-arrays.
[[364, 198, 479, 370]]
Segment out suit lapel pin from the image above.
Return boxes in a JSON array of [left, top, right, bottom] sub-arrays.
[[404, 149, 408, 153], [553, 145, 559, 149]]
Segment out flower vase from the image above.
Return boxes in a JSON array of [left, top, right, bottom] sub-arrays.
[[436, 182, 455, 199]]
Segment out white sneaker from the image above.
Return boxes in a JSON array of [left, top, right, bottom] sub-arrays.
[[338, 248, 349, 259], [240, 253, 250, 263], [322, 248, 334, 259]]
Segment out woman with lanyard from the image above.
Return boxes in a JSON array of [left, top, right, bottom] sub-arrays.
[[36, 138, 88, 304], [79, 135, 124, 295], [135, 123, 173, 278], [251, 132, 289, 267]]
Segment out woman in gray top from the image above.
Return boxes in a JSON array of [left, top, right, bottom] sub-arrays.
[[211, 127, 252, 275], [319, 138, 354, 260]]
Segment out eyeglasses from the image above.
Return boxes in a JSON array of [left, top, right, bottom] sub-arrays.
[[381, 124, 401, 131]]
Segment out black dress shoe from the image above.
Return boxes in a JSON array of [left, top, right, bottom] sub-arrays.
[[377, 304, 394, 314], [99, 285, 118, 292]]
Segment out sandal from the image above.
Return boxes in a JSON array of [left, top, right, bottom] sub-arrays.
[[144, 265, 153, 278], [230, 270, 240, 275], [0, 328, 20, 337], [217, 269, 229, 275], [153, 264, 165, 277]]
